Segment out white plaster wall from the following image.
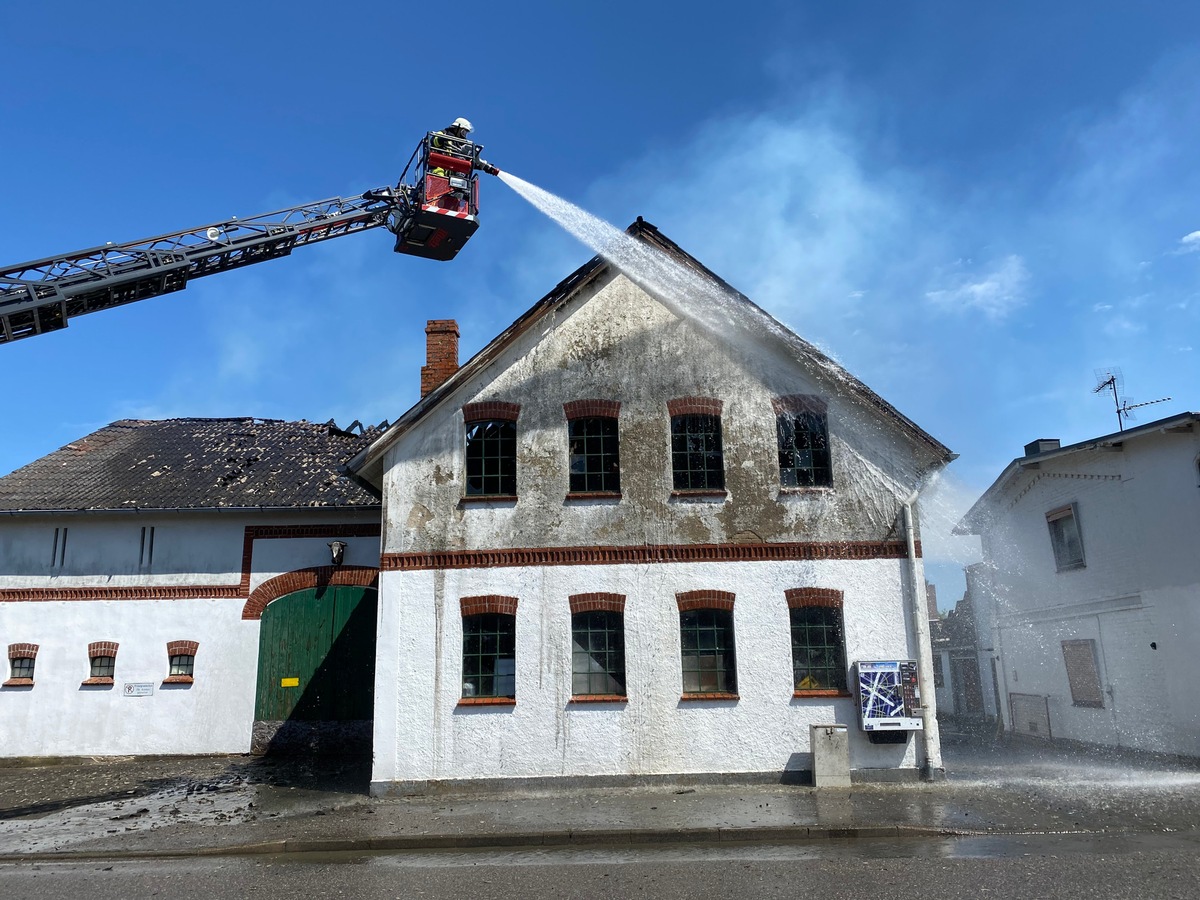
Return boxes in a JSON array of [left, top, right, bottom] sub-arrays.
[[0, 597, 258, 756], [372, 558, 920, 786], [972, 427, 1200, 755], [0, 509, 380, 758]]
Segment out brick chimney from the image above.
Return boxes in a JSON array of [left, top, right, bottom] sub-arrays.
[[421, 319, 459, 397]]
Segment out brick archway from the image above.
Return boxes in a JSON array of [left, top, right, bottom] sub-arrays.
[[241, 565, 378, 620]]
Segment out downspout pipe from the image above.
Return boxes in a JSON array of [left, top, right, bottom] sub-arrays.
[[902, 487, 945, 781]]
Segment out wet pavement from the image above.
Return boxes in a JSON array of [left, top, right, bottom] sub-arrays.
[[1, 735, 1198, 860]]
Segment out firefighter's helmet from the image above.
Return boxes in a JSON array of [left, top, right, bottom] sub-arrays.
[[450, 117, 473, 134]]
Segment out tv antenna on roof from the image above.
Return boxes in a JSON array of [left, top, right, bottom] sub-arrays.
[[1093, 367, 1170, 432]]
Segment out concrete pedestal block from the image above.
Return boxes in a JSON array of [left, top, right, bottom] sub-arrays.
[[810, 724, 851, 788]]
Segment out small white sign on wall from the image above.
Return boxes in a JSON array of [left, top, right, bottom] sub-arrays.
[[123, 682, 154, 697]]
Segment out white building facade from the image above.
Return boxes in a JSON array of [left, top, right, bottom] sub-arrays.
[[958, 415, 1200, 756], [351, 223, 953, 792]]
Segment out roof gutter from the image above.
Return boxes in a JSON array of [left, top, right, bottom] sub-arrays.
[[0, 504, 381, 517]]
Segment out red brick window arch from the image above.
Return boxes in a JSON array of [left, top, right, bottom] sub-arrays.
[[85, 641, 118, 686], [564, 400, 622, 496], [676, 590, 737, 699], [569, 593, 627, 701], [786, 588, 848, 696], [460, 596, 517, 704], [5, 643, 38, 686], [165, 640, 199, 684]]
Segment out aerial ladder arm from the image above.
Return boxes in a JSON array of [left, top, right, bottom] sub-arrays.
[[0, 130, 499, 345], [0, 193, 394, 344]]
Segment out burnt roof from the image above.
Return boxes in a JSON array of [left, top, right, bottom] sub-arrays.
[[0, 418, 381, 513]]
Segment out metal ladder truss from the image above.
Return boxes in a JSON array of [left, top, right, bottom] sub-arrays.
[[0, 193, 398, 345]]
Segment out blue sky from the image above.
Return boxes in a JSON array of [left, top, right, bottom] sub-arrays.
[[3, 2, 1198, 605]]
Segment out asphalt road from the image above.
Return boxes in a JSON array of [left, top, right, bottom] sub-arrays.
[[4, 833, 1199, 900]]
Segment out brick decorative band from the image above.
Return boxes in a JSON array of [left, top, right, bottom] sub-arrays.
[[667, 397, 723, 417], [243, 524, 381, 541], [676, 589, 735, 612], [569, 592, 626, 614], [462, 400, 520, 423], [381, 540, 915, 572], [772, 394, 828, 416], [8, 643, 38, 659], [89, 641, 118, 657], [0, 585, 241, 602], [460, 595, 519, 617], [241, 565, 379, 620], [563, 399, 620, 420], [167, 640, 199, 656], [785, 587, 844, 608]]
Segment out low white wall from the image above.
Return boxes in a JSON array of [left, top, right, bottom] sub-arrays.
[[0, 597, 258, 757], [372, 558, 922, 786]]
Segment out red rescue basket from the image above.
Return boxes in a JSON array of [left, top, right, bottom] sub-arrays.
[[389, 132, 487, 261]]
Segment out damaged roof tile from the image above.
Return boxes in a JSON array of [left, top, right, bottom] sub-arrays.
[[0, 418, 379, 512]]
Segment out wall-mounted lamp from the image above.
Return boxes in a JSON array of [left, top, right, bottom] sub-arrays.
[[328, 540, 347, 567]]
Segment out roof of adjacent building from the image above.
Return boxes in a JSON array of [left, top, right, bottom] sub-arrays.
[[956, 410, 1200, 533], [0, 418, 381, 513], [348, 218, 954, 487]]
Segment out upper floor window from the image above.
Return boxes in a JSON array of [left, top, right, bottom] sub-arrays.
[[786, 588, 847, 695], [1046, 504, 1084, 571], [569, 593, 627, 699], [460, 596, 518, 702], [668, 398, 725, 493], [462, 401, 520, 498], [773, 395, 831, 488], [565, 400, 622, 495], [676, 590, 737, 698], [50, 527, 68, 568]]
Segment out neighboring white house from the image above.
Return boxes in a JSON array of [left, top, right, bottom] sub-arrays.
[[957, 414, 1200, 756], [349, 220, 954, 792], [1, 220, 954, 785]]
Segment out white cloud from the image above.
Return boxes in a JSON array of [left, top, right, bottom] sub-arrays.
[[1103, 315, 1146, 337], [1178, 230, 1200, 252], [1092, 303, 1113, 312], [924, 255, 1030, 320]]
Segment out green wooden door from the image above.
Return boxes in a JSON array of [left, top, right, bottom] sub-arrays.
[[254, 585, 377, 722]]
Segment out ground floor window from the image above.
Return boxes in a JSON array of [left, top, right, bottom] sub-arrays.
[[786, 588, 847, 695], [572, 610, 626, 697], [679, 607, 737, 695], [790, 605, 847, 692], [462, 612, 516, 699]]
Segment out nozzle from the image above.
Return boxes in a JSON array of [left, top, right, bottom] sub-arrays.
[[476, 159, 500, 176]]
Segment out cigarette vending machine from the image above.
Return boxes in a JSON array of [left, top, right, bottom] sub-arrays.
[[855, 660, 923, 731]]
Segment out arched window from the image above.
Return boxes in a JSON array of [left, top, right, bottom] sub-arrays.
[[459, 596, 518, 703], [787, 588, 848, 695], [676, 590, 737, 698]]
